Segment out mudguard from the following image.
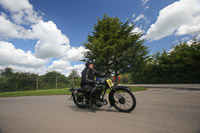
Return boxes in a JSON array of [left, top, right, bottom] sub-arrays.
[[69, 88, 84, 99], [116, 86, 131, 90], [108, 86, 131, 106]]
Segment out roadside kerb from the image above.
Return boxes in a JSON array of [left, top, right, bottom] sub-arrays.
[[120, 84, 200, 91]]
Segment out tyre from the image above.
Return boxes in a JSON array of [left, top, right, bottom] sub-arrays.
[[72, 90, 87, 108], [109, 88, 136, 113]]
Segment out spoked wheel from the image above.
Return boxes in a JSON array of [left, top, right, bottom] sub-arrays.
[[72, 91, 87, 108], [111, 88, 136, 113]]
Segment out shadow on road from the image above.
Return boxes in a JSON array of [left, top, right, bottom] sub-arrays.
[[172, 87, 200, 91], [0, 129, 4, 133], [66, 105, 119, 113]]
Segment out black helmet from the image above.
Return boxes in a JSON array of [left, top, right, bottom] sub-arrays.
[[85, 59, 94, 67]]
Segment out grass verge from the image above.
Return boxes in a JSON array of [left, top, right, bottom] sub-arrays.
[[0, 88, 71, 98], [129, 86, 147, 92], [0, 87, 147, 98]]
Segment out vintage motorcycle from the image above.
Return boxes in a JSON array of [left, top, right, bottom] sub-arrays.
[[69, 77, 136, 113]]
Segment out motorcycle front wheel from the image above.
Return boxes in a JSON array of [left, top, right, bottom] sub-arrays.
[[110, 88, 136, 113]]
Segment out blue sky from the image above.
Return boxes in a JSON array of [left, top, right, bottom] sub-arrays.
[[0, 0, 200, 75]]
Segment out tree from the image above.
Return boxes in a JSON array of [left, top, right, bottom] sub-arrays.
[[68, 69, 80, 79], [67, 69, 81, 87], [135, 39, 200, 83], [0, 67, 13, 77], [0, 68, 38, 92], [39, 71, 68, 89], [83, 14, 149, 86], [0, 68, 69, 92]]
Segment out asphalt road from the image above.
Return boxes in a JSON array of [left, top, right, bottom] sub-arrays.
[[0, 88, 200, 133], [122, 84, 200, 90]]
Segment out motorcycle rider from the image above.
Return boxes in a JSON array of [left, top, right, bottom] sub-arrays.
[[80, 59, 106, 105]]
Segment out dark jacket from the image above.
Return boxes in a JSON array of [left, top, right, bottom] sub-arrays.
[[80, 68, 105, 87]]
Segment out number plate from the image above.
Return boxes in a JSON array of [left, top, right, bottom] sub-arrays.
[[106, 79, 113, 88]]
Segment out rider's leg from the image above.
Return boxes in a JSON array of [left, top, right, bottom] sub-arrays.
[[82, 85, 93, 104], [90, 87, 96, 106]]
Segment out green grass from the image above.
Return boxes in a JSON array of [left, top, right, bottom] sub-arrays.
[[129, 86, 147, 92], [0, 88, 71, 98], [0, 87, 147, 98]]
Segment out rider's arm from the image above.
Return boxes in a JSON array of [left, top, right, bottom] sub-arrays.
[[94, 69, 106, 78]]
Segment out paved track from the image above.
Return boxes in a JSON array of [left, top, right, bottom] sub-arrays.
[[122, 84, 200, 90], [0, 88, 200, 133]]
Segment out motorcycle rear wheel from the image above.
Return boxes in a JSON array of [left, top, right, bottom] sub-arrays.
[[72, 91, 87, 108]]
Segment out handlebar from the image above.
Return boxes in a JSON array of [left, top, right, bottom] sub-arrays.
[[95, 76, 110, 85]]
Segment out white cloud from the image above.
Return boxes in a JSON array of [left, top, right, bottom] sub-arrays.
[[134, 14, 147, 22], [48, 60, 71, 70], [0, 0, 86, 76], [144, 0, 200, 41], [176, 23, 200, 36], [0, 41, 47, 68], [0, 0, 32, 12], [32, 20, 70, 59], [63, 46, 87, 61], [71, 64, 85, 71], [0, 0, 41, 24], [39, 44, 86, 76], [131, 27, 145, 34], [132, 13, 136, 18], [47, 45, 87, 75], [133, 14, 150, 31], [186, 40, 195, 46], [142, 0, 149, 5], [0, 13, 33, 39], [197, 34, 200, 39], [48, 59, 85, 76], [0, 0, 71, 59], [144, 6, 149, 11], [0, 41, 85, 76], [0, 14, 71, 59]]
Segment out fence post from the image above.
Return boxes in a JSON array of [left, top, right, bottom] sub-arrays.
[[56, 76, 57, 89], [36, 78, 38, 90]]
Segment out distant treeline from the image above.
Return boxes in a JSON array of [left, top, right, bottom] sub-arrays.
[[0, 69, 80, 92], [123, 39, 200, 84]]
